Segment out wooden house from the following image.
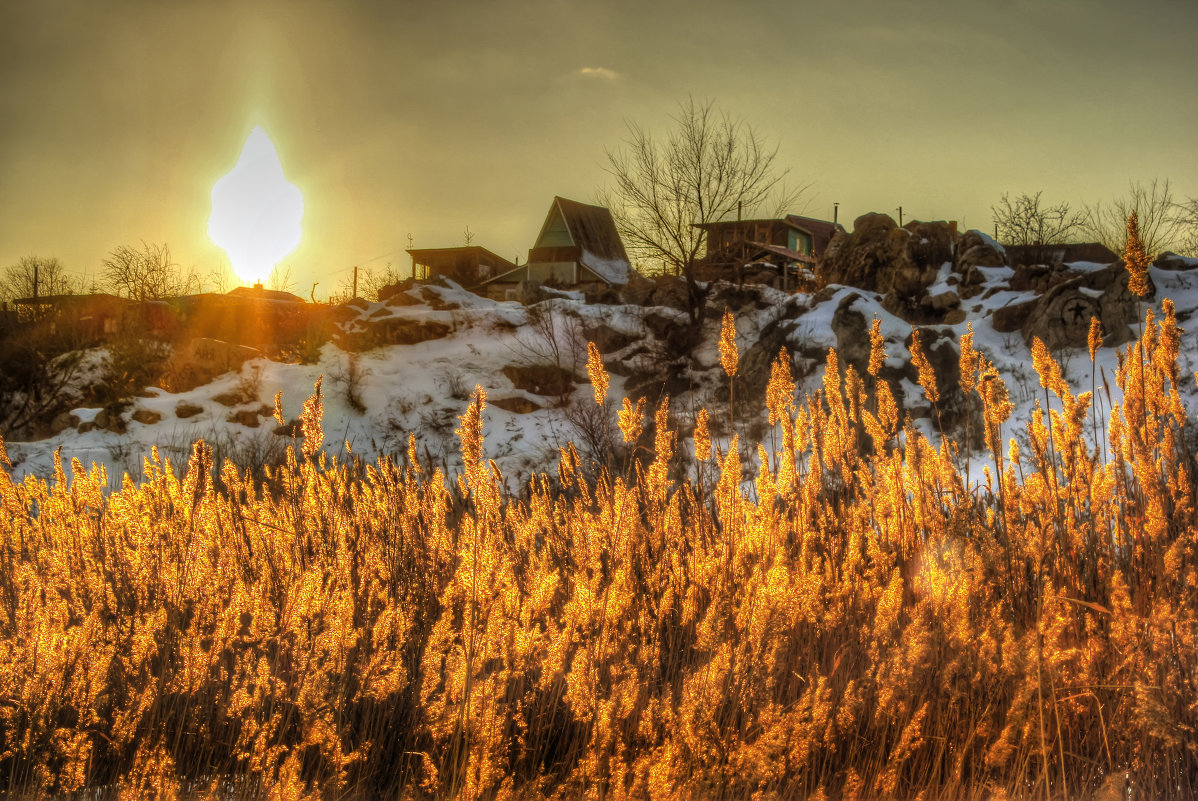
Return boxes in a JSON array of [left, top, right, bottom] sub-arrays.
[[406, 246, 518, 287], [695, 214, 844, 285], [480, 197, 633, 301]]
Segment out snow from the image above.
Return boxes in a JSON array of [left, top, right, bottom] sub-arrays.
[[580, 250, 632, 286], [7, 261, 1198, 497]]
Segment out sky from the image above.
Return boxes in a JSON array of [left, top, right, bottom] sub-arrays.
[[1, 0, 1195, 297]]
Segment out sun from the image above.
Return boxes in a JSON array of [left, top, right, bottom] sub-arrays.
[[208, 127, 304, 285]]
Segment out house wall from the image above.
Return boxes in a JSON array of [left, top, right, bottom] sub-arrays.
[[788, 229, 813, 255], [526, 261, 578, 285]]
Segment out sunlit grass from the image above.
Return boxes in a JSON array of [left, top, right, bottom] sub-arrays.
[[0, 299, 1195, 799]]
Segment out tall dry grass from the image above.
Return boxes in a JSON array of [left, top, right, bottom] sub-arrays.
[[1, 299, 1196, 800]]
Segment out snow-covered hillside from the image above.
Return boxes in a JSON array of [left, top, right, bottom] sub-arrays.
[[6, 257, 1198, 492]]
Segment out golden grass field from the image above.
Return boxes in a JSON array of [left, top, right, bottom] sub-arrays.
[[1, 302, 1196, 800]]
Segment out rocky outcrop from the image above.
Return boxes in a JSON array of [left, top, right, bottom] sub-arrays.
[[1154, 252, 1198, 272], [1021, 263, 1154, 350], [821, 214, 959, 323], [621, 274, 690, 311], [502, 364, 576, 398], [955, 230, 1006, 273]]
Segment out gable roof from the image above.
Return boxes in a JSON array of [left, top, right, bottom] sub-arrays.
[[533, 197, 632, 285], [226, 285, 305, 303]]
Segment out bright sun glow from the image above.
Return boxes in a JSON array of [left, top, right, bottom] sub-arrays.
[[208, 127, 304, 285]]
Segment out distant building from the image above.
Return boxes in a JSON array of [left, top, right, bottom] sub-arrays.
[[406, 246, 518, 287], [695, 214, 844, 284], [481, 197, 634, 301]]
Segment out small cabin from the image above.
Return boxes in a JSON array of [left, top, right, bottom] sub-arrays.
[[481, 197, 633, 301], [695, 214, 843, 284], [406, 246, 518, 287]]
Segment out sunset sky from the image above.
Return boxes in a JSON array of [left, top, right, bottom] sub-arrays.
[[2, 0, 1195, 297]]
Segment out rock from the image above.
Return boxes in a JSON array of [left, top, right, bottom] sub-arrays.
[[942, 309, 967, 325], [378, 278, 418, 303], [620, 273, 656, 306], [490, 396, 543, 414], [502, 364, 576, 397], [94, 405, 127, 434], [273, 419, 301, 437], [819, 213, 903, 291], [819, 213, 947, 306], [927, 290, 960, 312], [991, 298, 1039, 333], [1010, 263, 1071, 293], [955, 230, 1006, 273], [175, 402, 204, 419], [904, 220, 956, 272], [348, 317, 452, 350], [1021, 262, 1153, 350], [652, 276, 692, 312], [1153, 251, 1198, 272], [644, 312, 674, 340], [50, 411, 79, 434], [131, 409, 162, 425], [228, 409, 261, 428], [584, 323, 635, 355], [904, 327, 961, 409], [831, 293, 871, 374]]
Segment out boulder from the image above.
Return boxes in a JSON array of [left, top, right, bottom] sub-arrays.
[[819, 213, 947, 310], [228, 409, 261, 428], [584, 323, 635, 355], [131, 409, 162, 425], [955, 230, 1007, 273], [904, 327, 961, 410], [490, 396, 543, 414], [621, 273, 656, 306], [991, 298, 1039, 333], [175, 402, 204, 419], [502, 364, 576, 397], [50, 411, 79, 435], [830, 293, 871, 374], [1154, 251, 1198, 272], [904, 220, 956, 272], [1021, 262, 1153, 350]]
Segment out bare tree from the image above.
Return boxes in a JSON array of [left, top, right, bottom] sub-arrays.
[[1084, 179, 1181, 259], [991, 191, 1085, 246], [1173, 196, 1198, 258], [267, 264, 296, 293], [599, 97, 802, 322], [102, 241, 199, 301], [0, 256, 76, 303]]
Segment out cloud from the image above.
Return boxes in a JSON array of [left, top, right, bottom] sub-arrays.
[[577, 66, 621, 81]]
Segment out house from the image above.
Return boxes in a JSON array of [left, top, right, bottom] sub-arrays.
[[174, 286, 310, 350], [406, 246, 518, 287], [480, 197, 634, 301], [12, 293, 131, 341], [695, 213, 844, 285]]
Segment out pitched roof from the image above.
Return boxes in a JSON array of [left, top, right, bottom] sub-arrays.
[[226, 285, 305, 303], [538, 197, 632, 285]]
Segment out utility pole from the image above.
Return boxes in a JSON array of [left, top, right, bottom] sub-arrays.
[[33, 261, 39, 301], [897, 206, 904, 226], [353, 265, 359, 299], [833, 202, 839, 225]]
